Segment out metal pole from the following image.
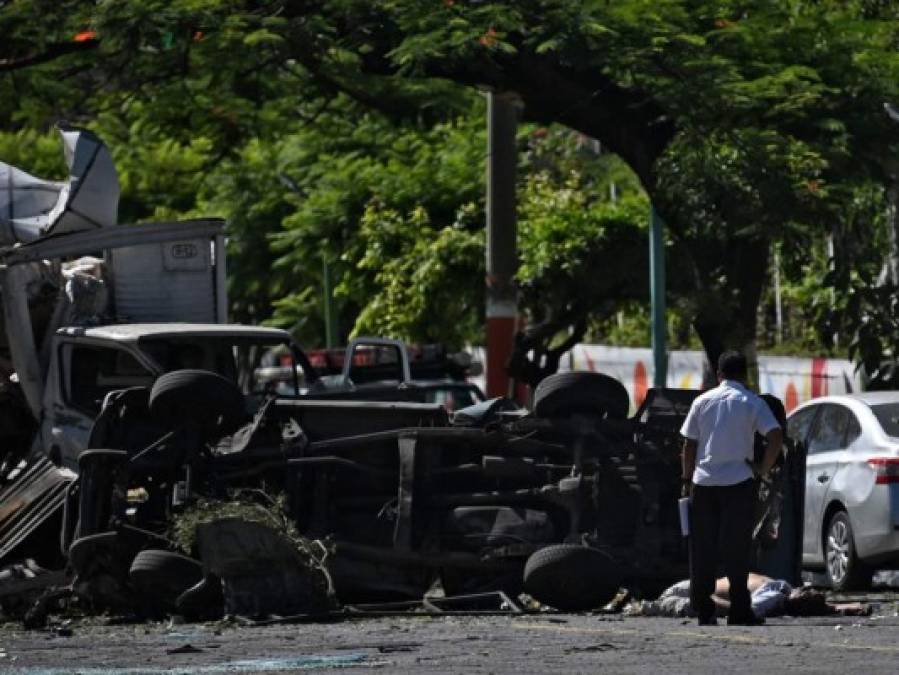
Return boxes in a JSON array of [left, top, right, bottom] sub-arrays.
[[485, 92, 519, 398], [322, 254, 338, 348], [774, 246, 783, 344], [649, 205, 667, 388], [214, 234, 228, 323]]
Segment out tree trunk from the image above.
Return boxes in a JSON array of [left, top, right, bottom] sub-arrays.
[[742, 338, 760, 391], [691, 238, 770, 390]]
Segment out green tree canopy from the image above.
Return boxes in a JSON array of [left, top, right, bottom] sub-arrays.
[[3, 0, 899, 376]]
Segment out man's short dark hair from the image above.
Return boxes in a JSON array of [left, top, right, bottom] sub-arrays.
[[718, 351, 747, 380]]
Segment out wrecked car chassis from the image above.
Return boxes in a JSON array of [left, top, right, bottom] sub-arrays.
[[66, 387, 689, 611]]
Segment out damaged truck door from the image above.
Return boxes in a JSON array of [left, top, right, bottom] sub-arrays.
[[43, 336, 157, 471]]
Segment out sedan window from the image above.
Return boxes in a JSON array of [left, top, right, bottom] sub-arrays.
[[845, 412, 862, 446], [870, 403, 899, 438], [787, 406, 818, 448], [807, 404, 850, 455]]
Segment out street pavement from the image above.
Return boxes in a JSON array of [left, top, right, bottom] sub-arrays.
[[3, 600, 899, 674]]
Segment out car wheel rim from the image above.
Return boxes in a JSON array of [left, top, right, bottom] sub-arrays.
[[826, 519, 850, 584]]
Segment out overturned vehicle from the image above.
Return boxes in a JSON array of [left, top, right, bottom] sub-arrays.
[[54, 364, 801, 619], [70, 368, 691, 612], [0, 128, 802, 621]]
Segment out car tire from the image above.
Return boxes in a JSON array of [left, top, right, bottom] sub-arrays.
[[149, 369, 246, 434], [523, 544, 621, 611], [534, 372, 630, 420], [67, 531, 139, 609], [129, 550, 204, 613], [176, 575, 224, 620], [824, 511, 872, 591], [68, 531, 120, 576]]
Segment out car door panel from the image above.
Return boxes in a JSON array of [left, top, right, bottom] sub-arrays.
[[44, 341, 155, 472], [802, 404, 852, 564], [787, 406, 819, 562], [827, 413, 876, 543]]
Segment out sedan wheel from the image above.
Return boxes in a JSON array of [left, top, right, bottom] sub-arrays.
[[824, 511, 871, 591]]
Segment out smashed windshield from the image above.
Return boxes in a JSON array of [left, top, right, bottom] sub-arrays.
[[138, 336, 306, 396]]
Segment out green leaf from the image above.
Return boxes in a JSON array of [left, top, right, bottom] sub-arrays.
[[243, 28, 284, 47]]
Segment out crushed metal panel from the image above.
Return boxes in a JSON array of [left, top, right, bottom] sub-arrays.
[[0, 264, 46, 417], [0, 219, 224, 266], [0, 165, 64, 243], [0, 126, 119, 245], [393, 434, 417, 551], [0, 457, 75, 563]]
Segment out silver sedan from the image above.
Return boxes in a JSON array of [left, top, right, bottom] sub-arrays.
[[788, 392, 899, 590]]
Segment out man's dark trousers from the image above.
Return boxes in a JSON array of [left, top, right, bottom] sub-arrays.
[[689, 479, 755, 622]]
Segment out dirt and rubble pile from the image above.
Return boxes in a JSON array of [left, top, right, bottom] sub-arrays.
[[172, 494, 336, 618]]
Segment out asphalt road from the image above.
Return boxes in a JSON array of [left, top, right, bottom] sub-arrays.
[[3, 600, 899, 674]]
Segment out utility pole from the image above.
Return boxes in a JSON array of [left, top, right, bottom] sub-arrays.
[[649, 205, 667, 388], [485, 92, 519, 398], [322, 254, 338, 348]]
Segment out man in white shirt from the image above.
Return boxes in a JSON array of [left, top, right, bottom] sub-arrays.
[[680, 351, 783, 626]]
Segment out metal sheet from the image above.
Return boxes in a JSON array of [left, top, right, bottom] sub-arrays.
[[0, 126, 118, 245], [110, 239, 216, 323], [0, 458, 74, 563], [1, 219, 224, 265]]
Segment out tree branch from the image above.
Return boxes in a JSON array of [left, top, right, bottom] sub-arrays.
[[355, 44, 675, 190], [0, 38, 99, 73], [281, 60, 428, 124]]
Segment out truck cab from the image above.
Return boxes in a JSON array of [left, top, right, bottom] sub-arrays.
[[303, 337, 486, 410], [40, 323, 313, 472]]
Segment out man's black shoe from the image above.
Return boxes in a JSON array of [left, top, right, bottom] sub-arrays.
[[727, 614, 764, 626], [697, 616, 717, 626]]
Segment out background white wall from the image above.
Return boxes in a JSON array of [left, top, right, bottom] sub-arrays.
[[471, 344, 859, 413]]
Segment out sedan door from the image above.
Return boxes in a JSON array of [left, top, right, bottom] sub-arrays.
[[788, 406, 819, 561], [802, 404, 853, 563]]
